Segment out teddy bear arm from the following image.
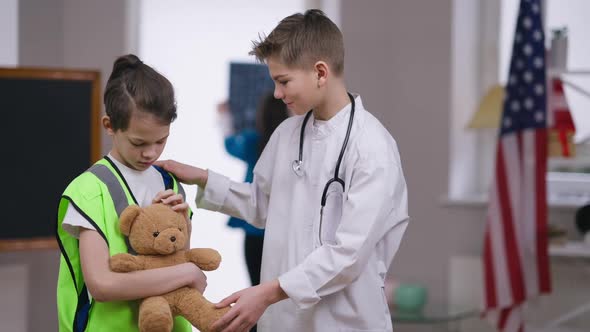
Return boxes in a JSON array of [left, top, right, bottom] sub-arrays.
[[186, 248, 221, 271], [110, 253, 145, 272]]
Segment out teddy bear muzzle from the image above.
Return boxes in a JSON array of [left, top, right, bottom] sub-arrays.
[[153, 228, 185, 254]]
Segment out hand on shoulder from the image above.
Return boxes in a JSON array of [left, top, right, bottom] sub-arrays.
[[154, 160, 208, 187]]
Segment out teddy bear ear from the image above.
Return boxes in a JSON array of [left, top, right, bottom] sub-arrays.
[[119, 205, 142, 236]]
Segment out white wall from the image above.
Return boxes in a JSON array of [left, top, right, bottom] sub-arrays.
[[341, 0, 455, 313], [138, 0, 305, 304], [62, 0, 135, 154], [0, 0, 18, 67], [18, 0, 64, 67]]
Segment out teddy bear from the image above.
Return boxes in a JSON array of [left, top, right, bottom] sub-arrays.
[[109, 203, 230, 332]]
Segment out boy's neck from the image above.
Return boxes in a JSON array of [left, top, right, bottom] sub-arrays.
[[108, 151, 142, 173], [313, 82, 351, 121]]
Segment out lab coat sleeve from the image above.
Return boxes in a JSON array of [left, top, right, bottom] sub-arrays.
[[278, 153, 409, 309], [196, 131, 277, 229], [195, 170, 270, 229]]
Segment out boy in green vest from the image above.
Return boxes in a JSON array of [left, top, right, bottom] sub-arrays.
[[56, 54, 206, 332]]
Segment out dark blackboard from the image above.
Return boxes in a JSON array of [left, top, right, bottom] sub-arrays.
[[228, 62, 275, 132], [0, 68, 101, 251]]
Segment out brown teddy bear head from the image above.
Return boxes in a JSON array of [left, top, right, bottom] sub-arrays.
[[119, 203, 188, 255]]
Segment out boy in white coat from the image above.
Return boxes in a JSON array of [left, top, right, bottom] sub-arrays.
[[157, 9, 409, 332]]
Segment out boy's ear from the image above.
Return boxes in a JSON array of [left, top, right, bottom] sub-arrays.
[[314, 61, 329, 87], [119, 205, 142, 236], [101, 115, 115, 135]]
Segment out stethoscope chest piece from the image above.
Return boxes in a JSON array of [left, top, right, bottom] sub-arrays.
[[292, 159, 304, 176]]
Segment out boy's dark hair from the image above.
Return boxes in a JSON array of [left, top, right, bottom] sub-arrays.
[[103, 54, 177, 131], [250, 9, 344, 75], [256, 93, 290, 156]]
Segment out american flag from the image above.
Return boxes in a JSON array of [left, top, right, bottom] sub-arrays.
[[483, 0, 552, 331]]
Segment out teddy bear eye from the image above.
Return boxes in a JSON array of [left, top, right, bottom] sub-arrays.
[[152, 231, 159, 237], [178, 228, 182, 232]]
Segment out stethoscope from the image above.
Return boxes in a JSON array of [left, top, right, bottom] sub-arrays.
[[292, 93, 355, 244]]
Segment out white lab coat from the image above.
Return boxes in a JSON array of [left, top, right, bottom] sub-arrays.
[[197, 94, 409, 332]]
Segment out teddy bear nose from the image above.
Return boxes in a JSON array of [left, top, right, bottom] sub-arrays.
[[170, 236, 176, 242]]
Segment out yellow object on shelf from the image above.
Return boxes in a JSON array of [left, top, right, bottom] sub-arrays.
[[467, 84, 504, 129]]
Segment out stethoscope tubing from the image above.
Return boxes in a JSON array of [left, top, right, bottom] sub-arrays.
[[294, 93, 356, 207]]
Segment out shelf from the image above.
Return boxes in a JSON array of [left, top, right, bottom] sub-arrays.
[[0, 237, 58, 253], [443, 195, 586, 210], [548, 69, 590, 77], [549, 241, 590, 258], [392, 309, 479, 324], [548, 157, 590, 170], [529, 325, 587, 332]]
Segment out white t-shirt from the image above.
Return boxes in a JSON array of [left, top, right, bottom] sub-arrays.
[[61, 154, 166, 238]]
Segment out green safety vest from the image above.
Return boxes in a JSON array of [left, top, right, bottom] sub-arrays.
[[56, 156, 192, 332]]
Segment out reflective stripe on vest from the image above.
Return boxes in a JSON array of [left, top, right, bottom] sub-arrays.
[[87, 163, 138, 255], [88, 164, 130, 217], [178, 178, 186, 199]]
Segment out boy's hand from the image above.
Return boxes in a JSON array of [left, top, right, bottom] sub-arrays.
[[217, 100, 229, 114], [154, 159, 208, 187], [183, 263, 208, 294], [153, 189, 189, 217], [211, 280, 287, 332]]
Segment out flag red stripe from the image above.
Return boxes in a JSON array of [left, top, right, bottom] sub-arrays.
[[496, 141, 526, 303], [484, 230, 497, 307], [498, 307, 510, 329]]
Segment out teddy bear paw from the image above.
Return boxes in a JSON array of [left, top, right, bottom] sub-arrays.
[[139, 311, 173, 332], [110, 253, 141, 272]]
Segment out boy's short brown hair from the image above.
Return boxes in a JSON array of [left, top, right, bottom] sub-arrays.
[[250, 9, 344, 75]]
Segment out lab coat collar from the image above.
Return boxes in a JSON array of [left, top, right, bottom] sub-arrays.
[[311, 93, 362, 139]]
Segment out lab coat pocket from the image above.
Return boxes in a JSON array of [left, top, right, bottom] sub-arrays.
[[320, 184, 344, 245], [328, 274, 392, 331]]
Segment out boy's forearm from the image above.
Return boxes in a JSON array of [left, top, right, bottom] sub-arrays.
[[183, 165, 208, 187], [265, 279, 289, 305], [91, 263, 196, 302], [194, 168, 208, 188]]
